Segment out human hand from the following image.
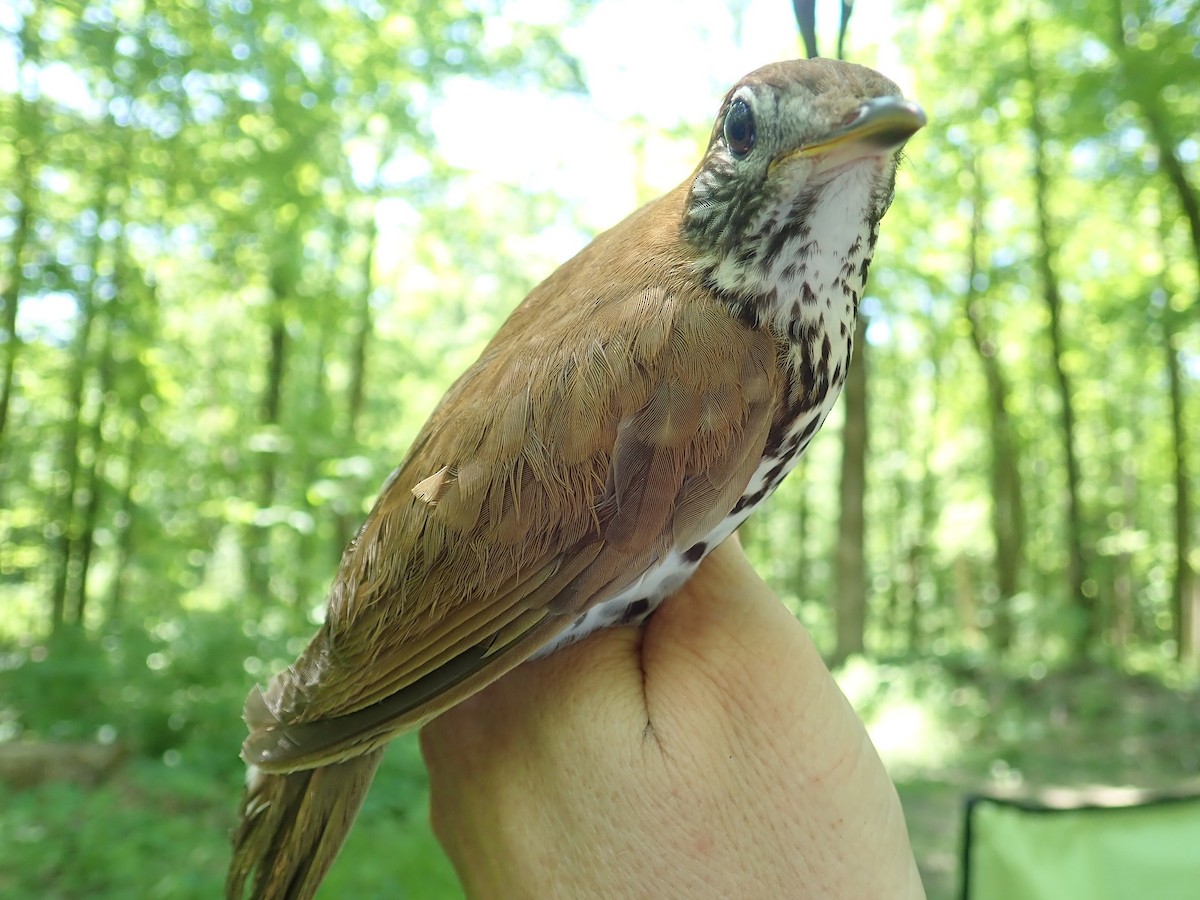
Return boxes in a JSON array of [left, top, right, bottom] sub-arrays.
[[420, 536, 924, 899]]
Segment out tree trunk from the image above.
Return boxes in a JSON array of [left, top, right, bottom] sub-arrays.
[[963, 149, 1025, 651], [71, 324, 116, 628], [886, 390, 911, 654], [0, 10, 41, 479], [1163, 308, 1196, 661], [242, 264, 292, 604], [47, 21, 129, 634], [48, 193, 110, 633], [1109, 455, 1137, 657], [909, 324, 943, 655], [71, 185, 136, 627], [0, 171, 31, 457], [1141, 100, 1200, 298], [346, 216, 376, 443], [335, 212, 379, 552], [1110, 0, 1198, 663], [104, 261, 157, 628], [832, 318, 868, 666], [1024, 20, 1092, 658], [294, 325, 330, 607], [106, 408, 145, 627], [1112, 17, 1200, 316]]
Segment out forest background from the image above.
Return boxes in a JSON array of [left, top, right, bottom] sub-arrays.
[[1, 0, 1198, 897]]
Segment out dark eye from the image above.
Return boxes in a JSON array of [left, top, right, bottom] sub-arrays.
[[724, 98, 756, 158]]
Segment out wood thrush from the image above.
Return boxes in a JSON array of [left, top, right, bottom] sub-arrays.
[[227, 57, 924, 899]]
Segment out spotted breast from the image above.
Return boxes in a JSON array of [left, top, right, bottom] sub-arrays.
[[542, 114, 887, 651]]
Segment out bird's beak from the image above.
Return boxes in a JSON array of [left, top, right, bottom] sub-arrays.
[[769, 96, 926, 175]]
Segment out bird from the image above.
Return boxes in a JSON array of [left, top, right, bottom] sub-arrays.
[[227, 57, 925, 900]]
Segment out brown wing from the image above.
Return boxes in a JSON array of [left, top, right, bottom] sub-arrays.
[[242, 190, 781, 773]]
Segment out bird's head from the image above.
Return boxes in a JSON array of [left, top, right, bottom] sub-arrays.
[[684, 58, 925, 304]]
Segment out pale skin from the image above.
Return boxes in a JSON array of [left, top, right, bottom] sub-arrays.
[[420, 536, 926, 899]]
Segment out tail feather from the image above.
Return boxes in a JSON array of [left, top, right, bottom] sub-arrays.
[[227, 749, 384, 900]]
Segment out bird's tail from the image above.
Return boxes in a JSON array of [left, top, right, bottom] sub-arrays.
[[226, 748, 385, 900]]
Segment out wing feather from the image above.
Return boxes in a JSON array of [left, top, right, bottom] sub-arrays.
[[242, 189, 785, 772]]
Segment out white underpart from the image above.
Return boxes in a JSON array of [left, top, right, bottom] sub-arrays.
[[536, 162, 881, 656]]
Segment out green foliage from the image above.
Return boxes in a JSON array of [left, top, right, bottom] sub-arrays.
[[0, 0, 588, 645], [0, 1, 586, 892], [1, 611, 283, 773], [0, 739, 461, 899], [0, 762, 237, 899]]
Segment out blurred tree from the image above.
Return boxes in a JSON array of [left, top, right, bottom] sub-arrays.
[[962, 148, 1025, 653], [1023, 17, 1093, 658], [1104, 0, 1198, 662], [1, 0, 585, 639], [0, 7, 40, 466]]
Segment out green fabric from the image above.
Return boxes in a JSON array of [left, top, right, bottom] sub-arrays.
[[966, 796, 1200, 900]]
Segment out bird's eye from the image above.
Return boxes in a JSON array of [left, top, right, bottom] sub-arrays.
[[723, 99, 756, 158]]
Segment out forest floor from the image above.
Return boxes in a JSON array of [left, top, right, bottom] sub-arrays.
[[2, 665, 1197, 899]]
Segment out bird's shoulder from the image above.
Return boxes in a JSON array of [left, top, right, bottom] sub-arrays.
[[244, 185, 780, 747]]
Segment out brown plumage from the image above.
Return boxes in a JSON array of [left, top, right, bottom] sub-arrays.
[[228, 58, 923, 899]]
